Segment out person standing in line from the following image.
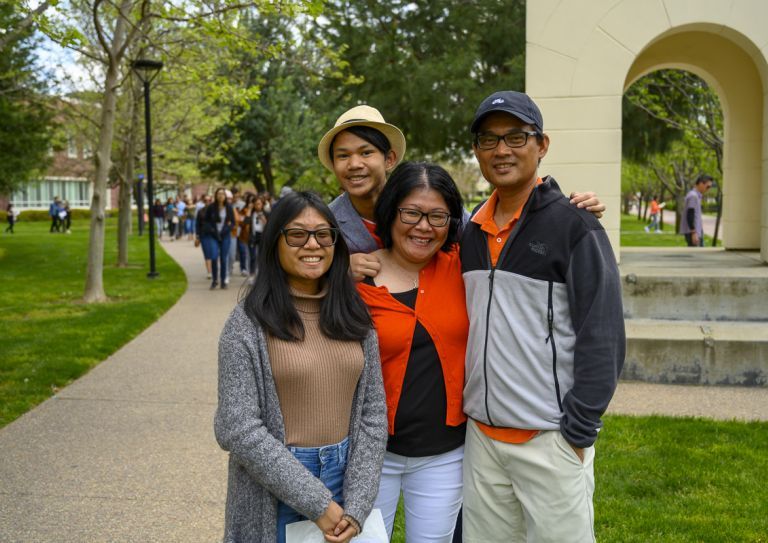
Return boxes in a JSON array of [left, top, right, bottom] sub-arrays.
[[459, 91, 625, 543], [165, 197, 178, 241], [198, 187, 235, 290], [248, 195, 268, 281], [184, 197, 196, 241], [5, 203, 16, 234], [151, 198, 165, 240], [680, 174, 713, 247], [194, 194, 214, 280], [49, 196, 61, 233], [214, 191, 387, 543], [175, 196, 187, 240]]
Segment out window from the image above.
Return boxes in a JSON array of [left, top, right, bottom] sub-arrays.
[[67, 137, 78, 159]]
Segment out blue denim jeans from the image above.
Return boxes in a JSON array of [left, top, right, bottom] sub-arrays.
[[276, 437, 348, 543], [200, 233, 231, 284]]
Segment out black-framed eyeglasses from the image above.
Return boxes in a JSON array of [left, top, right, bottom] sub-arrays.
[[281, 227, 339, 247], [474, 130, 540, 150], [398, 208, 451, 227]]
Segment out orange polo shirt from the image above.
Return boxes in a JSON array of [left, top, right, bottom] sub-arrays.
[[470, 179, 542, 444], [357, 246, 467, 435]]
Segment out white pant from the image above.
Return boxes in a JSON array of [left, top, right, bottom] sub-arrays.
[[463, 420, 595, 543], [374, 446, 463, 542]]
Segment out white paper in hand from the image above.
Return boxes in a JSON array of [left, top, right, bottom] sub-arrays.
[[285, 508, 388, 543]]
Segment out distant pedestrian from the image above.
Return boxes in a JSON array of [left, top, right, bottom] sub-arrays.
[[195, 195, 213, 279], [151, 198, 165, 239], [49, 196, 61, 233], [248, 195, 268, 279], [680, 175, 713, 247], [175, 197, 187, 239], [184, 198, 195, 240], [645, 196, 664, 233], [198, 188, 236, 289], [5, 204, 16, 234], [62, 200, 72, 234], [165, 198, 178, 240]]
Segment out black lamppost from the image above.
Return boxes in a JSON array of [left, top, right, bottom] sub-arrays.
[[132, 58, 163, 278], [135, 173, 144, 236]]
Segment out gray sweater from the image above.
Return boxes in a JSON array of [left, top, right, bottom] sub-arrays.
[[214, 303, 388, 542]]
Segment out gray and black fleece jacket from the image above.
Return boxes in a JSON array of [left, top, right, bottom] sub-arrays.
[[460, 177, 625, 448]]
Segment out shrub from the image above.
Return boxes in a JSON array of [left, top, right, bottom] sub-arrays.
[[16, 209, 99, 221]]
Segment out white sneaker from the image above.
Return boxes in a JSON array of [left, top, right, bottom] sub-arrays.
[[206, 273, 212, 280], [241, 270, 248, 277], [224, 277, 230, 285], [644, 226, 649, 232]]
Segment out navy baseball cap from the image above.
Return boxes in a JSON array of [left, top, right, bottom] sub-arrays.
[[471, 91, 544, 134]]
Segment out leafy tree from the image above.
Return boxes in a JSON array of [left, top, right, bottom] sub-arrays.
[[0, 2, 53, 195], [33, 0, 319, 301], [199, 12, 341, 198], [313, 0, 526, 160]]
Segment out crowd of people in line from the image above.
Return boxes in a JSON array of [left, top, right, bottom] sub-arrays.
[[213, 91, 625, 543], [152, 188, 276, 290]]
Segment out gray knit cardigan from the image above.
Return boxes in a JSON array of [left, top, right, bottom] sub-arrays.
[[214, 303, 388, 543]]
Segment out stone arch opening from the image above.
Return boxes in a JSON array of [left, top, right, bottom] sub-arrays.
[[624, 25, 766, 254]]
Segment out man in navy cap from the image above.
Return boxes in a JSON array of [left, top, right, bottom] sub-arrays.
[[459, 91, 626, 542]]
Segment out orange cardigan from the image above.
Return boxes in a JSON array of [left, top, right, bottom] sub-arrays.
[[357, 246, 468, 435]]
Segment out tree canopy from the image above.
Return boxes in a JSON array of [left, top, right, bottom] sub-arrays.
[[0, 2, 53, 195]]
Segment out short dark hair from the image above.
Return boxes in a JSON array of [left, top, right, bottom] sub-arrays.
[[374, 161, 464, 253], [243, 191, 371, 342], [329, 125, 392, 163], [695, 174, 714, 185]]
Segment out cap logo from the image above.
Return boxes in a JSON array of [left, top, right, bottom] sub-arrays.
[[492, 98, 505, 105]]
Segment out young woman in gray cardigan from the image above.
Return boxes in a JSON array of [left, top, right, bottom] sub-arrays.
[[214, 191, 388, 543]]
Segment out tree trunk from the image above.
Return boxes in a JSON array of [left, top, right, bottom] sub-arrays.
[[83, 4, 130, 303], [117, 91, 140, 266], [261, 152, 275, 196]]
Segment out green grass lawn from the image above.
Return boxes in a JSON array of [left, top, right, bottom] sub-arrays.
[[621, 213, 721, 247], [389, 415, 767, 542], [0, 218, 186, 427]]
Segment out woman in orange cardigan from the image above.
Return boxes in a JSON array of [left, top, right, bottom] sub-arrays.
[[356, 162, 467, 542]]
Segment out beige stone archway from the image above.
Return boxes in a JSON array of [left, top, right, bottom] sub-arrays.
[[526, 0, 768, 261]]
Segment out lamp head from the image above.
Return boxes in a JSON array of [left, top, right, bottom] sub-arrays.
[[131, 59, 163, 83]]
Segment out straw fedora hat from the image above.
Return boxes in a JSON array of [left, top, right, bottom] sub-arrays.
[[317, 105, 406, 172]]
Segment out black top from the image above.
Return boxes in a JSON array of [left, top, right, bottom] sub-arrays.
[[365, 277, 465, 457]]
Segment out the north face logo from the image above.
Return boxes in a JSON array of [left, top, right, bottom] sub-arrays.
[[492, 98, 505, 105], [529, 241, 548, 256]]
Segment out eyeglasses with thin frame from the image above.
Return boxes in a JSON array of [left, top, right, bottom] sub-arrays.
[[474, 130, 540, 150], [281, 227, 339, 247], [398, 208, 451, 228]]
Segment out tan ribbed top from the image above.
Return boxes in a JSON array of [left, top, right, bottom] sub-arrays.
[[266, 286, 364, 447]]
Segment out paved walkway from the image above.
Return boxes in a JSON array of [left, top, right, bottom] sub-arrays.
[[0, 241, 766, 541]]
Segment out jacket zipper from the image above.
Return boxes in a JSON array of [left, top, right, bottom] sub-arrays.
[[545, 280, 563, 412], [479, 186, 540, 427], [482, 266, 496, 426]]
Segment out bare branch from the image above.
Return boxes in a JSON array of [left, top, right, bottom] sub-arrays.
[[0, 0, 54, 51]]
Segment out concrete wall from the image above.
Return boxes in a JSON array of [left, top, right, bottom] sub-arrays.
[[526, 0, 768, 262]]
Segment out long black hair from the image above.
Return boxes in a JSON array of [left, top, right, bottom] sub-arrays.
[[243, 191, 371, 342], [374, 161, 464, 252]]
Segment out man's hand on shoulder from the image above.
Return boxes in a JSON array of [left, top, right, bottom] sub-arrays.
[[569, 191, 605, 219]]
